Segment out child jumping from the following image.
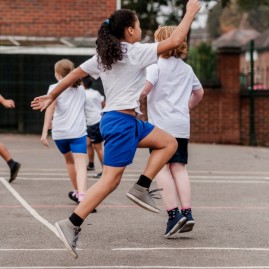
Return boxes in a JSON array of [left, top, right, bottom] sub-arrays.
[[31, 0, 201, 258], [141, 26, 204, 238], [40, 59, 88, 204], [0, 94, 21, 183]]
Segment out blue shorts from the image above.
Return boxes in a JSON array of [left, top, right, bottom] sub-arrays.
[[54, 135, 87, 154], [100, 111, 154, 167]]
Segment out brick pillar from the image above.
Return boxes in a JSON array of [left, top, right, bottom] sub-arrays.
[[217, 47, 241, 92], [217, 47, 241, 143]]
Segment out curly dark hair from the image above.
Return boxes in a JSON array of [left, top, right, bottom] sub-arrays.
[[96, 9, 137, 71]]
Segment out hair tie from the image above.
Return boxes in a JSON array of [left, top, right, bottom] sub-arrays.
[[105, 19, 110, 25]]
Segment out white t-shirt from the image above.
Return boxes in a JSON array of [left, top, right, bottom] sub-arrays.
[[48, 83, 87, 140], [80, 42, 158, 113], [147, 57, 202, 138], [84, 88, 104, 126]]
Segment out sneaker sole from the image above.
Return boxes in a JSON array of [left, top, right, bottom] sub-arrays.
[[179, 220, 195, 233], [165, 217, 187, 239], [55, 222, 78, 259], [9, 163, 21, 183], [126, 192, 160, 213]]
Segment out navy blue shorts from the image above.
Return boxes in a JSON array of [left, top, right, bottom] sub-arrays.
[[150, 138, 188, 164], [86, 122, 103, 144], [100, 111, 154, 167], [54, 135, 87, 154]]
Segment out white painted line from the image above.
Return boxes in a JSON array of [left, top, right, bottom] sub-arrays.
[[113, 247, 269, 251], [0, 265, 269, 269], [14, 177, 269, 184], [0, 177, 60, 239], [0, 248, 66, 251]]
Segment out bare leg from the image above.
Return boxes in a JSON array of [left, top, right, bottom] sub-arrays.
[[74, 165, 125, 219], [87, 138, 94, 165], [138, 127, 177, 179], [0, 143, 12, 162], [63, 152, 77, 191], [93, 143, 103, 167], [170, 163, 191, 209], [155, 164, 179, 210], [72, 153, 87, 195]]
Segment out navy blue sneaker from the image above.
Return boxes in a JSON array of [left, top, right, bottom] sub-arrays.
[[179, 213, 195, 233], [165, 212, 187, 238]]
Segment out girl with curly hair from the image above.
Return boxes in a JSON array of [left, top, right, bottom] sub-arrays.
[[31, 0, 200, 258]]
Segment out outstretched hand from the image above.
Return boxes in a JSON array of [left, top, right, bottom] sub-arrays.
[[187, 0, 201, 16], [31, 95, 53, 112], [2, 99, 15, 109]]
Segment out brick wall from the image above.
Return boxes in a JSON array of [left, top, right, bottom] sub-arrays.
[[190, 48, 241, 144], [0, 0, 117, 37]]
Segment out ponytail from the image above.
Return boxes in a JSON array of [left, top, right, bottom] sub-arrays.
[[96, 9, 137, 71]]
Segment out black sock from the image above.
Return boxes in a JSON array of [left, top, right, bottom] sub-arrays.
[[167, 207, 179, 219], [136, 174, 152, 189], [181, 208, 192, 216], [69, 212, 84, 227], [7, 159, 16, 169]]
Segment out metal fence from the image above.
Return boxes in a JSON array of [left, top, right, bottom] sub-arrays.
[[0, 53, 103, 133]]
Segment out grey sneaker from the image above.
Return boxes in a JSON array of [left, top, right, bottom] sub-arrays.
[[55, 219, 81, 258], [126, 183, 161, 213]]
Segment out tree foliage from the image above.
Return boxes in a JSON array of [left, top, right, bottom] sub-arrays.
[[121, 0, 185, 39], [207, 0, 269, 38]]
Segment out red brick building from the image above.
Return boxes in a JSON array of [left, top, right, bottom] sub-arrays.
[[0, 1, 269, 146], [0, 0, 119, 37]]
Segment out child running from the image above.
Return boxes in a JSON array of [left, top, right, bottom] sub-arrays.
[[141, 26, 204, 238], [31, 0, 201, 258], [0, 94, 21, 183], [82, 75, 105, 178], [40, 59, 88, 205]]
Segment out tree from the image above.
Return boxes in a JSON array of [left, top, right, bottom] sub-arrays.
[[121, 0, 185, 40], [207, 0, 269, 38]]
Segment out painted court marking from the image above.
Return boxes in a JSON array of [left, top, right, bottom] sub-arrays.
[[112, 247, 269, 252], [0, 177, 60, 239], [1, 265, 269, 269]]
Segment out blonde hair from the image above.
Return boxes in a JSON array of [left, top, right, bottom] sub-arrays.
[[54, 59, 80, 87], [154, 26, 187, 59]]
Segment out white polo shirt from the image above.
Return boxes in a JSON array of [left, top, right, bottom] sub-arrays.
[[84, 88, 104, 126], [147, 57, 202, 138], [48, 83, 87, 140], [80, 42, 158, 113]]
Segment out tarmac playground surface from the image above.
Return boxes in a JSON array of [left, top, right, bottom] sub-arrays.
[[0, 134, 269, 269]]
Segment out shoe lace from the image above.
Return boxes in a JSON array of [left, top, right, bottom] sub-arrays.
[[72, 227, 81, 248], [148, 188, 163, 200]]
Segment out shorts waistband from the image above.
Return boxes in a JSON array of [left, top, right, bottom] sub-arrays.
[[103, 111, 136, 120]]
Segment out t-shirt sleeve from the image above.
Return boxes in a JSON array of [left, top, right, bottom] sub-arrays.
[[192, 72, 202, 91], [80, 55, 100, 80], [134, 42, 158, 69], [47, 84, 57, 94], [146, 64, 159, 86]]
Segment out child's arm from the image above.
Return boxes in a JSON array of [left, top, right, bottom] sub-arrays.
[[31, 67, 88, 112], [189, 88, 204, 111], [41, 101, 56, 147], [0, 95, 15, 109], [139, 81, 154, 100], [157, 0, 200, 56]]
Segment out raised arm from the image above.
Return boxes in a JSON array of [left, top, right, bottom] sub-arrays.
[[157, 0, 201, 56], [31, 67, 88, 111]]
